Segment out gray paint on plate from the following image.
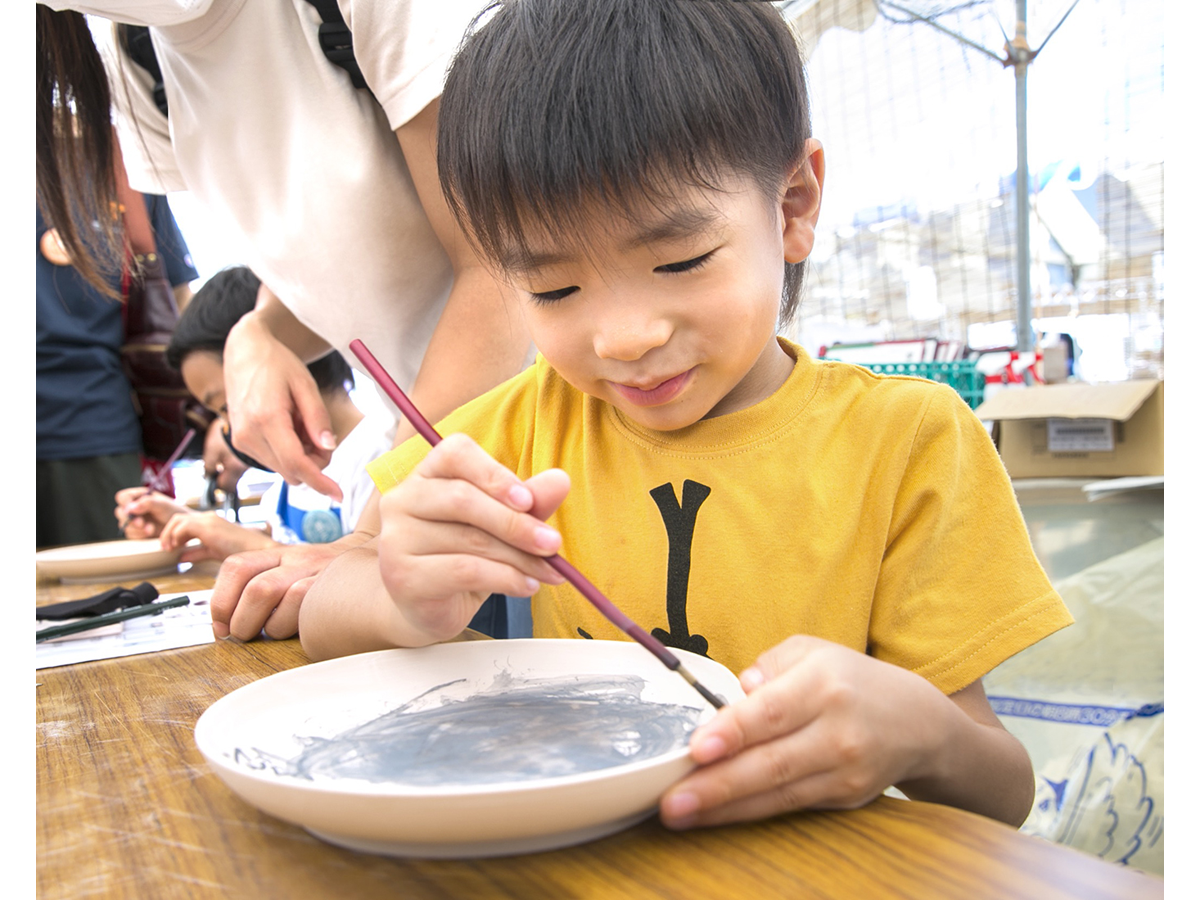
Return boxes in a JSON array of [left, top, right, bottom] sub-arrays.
[[236, 672, 704, 786]]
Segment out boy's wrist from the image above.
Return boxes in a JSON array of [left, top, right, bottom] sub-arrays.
[[390, 590, 490, 648], [890, 676, 961, 791]]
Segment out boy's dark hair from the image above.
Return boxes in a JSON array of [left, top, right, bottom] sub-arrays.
[[167, 266, 353, 394], [437, 0, 812, 326]]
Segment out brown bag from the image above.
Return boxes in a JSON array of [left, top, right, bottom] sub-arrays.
[[115, 150, 212, 462]]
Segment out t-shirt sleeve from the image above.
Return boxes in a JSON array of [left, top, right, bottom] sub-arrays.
[[338, 0, 484, 129], [869, 385, 1073, 695], [145, 194, 199, 285], [366, 431, 432, 494]]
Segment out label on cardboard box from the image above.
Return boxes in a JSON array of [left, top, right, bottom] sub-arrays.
[[1047, 417, 1115, 452]]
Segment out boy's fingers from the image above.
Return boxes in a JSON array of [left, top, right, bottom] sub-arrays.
[[523, 468, 571, 521], [665, 711, 884, 828], [210, 548, 284, 637], [213, 542, 344, 641], [401, 475, 562, 560], [661, 764, 864, 830], [433, 522, 563, 584], [402, 436, 564, 558], [385, 514, 562, 590], [744, 633, 828, 687], [417, 433, 536, 512], [686, 649, 825, 765], [397, 553, 545, 602], [258, 575, 314, 641]]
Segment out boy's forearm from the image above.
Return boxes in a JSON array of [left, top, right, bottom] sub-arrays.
[[896, 685, 1035, 827], [298, 543, 439, 661]]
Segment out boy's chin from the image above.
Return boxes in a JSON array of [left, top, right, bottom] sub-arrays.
[[609, 398, 716, 432]]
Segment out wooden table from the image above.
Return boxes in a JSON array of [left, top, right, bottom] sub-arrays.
[[37, 571, 1164, 899]]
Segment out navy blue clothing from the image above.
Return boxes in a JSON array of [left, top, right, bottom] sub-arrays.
[[36, 196, 198, 461]]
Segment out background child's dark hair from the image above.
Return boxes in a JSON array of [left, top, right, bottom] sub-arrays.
[[167, 266, 353, 394], [438, 0, 813, 326]]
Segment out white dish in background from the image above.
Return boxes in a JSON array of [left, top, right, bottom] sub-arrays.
[[35, 539, 184, 584], [195, 639, 743, 859]]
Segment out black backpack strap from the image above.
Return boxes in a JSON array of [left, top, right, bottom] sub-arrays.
[[119, 24, 170, 118], [303, 0, 373, 94], [121, 7, 374, 118]]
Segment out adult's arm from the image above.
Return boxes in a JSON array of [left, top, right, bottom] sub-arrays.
[[389, 98, 531, 436], [221, 282, 342, 498], [210, 98, 530, 642]]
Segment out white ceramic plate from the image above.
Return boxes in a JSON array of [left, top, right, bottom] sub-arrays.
[[195, 639, 743, 858], [35, 539, 184, 584]]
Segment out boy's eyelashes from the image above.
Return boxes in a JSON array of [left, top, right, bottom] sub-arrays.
[[529, 286, 579, 305], [654, 250, 715, 274], [525, 251, 717, 304]]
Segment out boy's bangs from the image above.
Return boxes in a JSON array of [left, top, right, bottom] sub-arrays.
[[486, 164, 736, 278], [439, 0, 811, 281]]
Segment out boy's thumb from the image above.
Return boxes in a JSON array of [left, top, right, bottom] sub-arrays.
[[742, 634, 826, 692]]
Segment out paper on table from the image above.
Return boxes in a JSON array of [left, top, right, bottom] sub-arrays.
[[36, 590, 216, 670]]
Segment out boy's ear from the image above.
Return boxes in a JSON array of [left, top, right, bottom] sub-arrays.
[[781, 138, 825, 264]]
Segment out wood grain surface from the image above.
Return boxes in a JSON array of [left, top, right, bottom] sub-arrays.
[[36, 571, 1164, 900]]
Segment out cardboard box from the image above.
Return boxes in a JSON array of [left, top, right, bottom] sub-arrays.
[[974, 380, 1164, 478]]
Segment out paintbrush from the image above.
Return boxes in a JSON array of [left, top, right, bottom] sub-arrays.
[[350, 339, 726, 710], [119, 427, 198, 531], [146, 427, 198, 494], [36, 595, 191, 643]]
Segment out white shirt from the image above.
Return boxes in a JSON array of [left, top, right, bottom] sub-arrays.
[[258, 410, 396, 540], [53, 0, 487, 405]]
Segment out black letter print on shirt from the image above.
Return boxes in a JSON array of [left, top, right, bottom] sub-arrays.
[[649, 480, 712, 657]]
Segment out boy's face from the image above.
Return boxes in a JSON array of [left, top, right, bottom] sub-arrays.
[[503, 160, 821, 431], [180, 350, 228, 421]]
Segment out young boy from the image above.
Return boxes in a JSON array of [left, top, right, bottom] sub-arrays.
[[301, 0, 1072, 831]]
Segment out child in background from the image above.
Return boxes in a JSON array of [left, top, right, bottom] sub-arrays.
[[115, 266, 394, 562], [300, 0, 1072, 830]]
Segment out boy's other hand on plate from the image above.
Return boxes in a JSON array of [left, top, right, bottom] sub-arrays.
[[659, 635, 950, 829]]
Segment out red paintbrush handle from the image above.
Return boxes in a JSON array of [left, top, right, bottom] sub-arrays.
[[349, 340, 442, 447], [544, 555, 680, 670], [348, 339, 716, 702]]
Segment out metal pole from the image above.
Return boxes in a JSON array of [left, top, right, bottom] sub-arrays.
[[876, 0, 1079, 356], [1012, 3, 1033, 353]]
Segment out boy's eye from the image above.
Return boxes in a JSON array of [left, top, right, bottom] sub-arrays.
[[529, 286, 578, 305], [655, 251, 714, 274]]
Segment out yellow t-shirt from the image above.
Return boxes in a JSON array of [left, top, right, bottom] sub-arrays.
[[369, 338, 1071, 693]]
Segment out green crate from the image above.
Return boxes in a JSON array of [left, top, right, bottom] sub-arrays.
[[822, 359, 986, 409]]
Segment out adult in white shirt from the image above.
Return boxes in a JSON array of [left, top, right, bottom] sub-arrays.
[[37, 1, 530, 640]]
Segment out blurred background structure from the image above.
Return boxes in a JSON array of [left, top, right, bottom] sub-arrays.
[[780, 0, 1164, 382]]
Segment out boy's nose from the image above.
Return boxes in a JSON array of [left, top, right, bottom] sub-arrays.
[[592, 315, 672, 361]]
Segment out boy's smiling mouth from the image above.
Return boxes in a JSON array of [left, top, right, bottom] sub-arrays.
[[608, 368, 695, 407]]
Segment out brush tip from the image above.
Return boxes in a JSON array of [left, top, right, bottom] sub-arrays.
[[676, 663, 726, 709]]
